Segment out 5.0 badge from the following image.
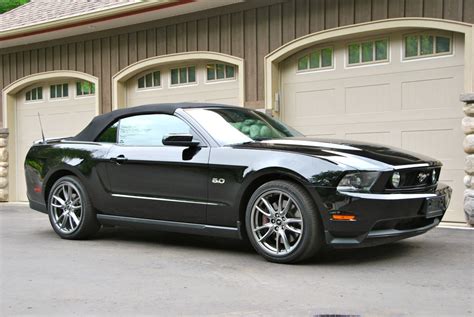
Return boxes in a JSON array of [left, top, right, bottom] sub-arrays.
[[212, 178, 225, 184]]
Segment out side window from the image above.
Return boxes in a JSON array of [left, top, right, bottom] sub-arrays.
[[207, 63, 236, 81], [26, 87, 43, 101], [170, 66, 196, 85], [96, 122, 118, 143], [404, 33, 452, 59], [76, 81, 95, 96], [297, 47, 333, 72], [348, 38, 389, 65], [118, 114, 193, 146], [138, 71, 161, 89], [50, 83, 69, 99]]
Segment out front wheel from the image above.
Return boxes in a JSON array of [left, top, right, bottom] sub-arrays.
[[245, 180, 323, 263], [48, 176, 100, 239]]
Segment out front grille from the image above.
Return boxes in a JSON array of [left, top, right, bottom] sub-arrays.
[[385, 167, 440, 190]]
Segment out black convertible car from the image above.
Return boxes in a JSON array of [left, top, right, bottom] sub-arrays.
[[25, 103, 452, 263]]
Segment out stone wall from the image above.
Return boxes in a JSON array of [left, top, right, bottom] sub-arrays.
[[0, 128, 8, 202], [461, 93, 474, 226]]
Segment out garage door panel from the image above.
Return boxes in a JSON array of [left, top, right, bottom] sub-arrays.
[[299, 121, 464, 166], [283, 83, 344, 123], [295, 88, 337, 117], [401, 129, 459, 163], [345, 84, 391, 114], [345, 131, 392, 145], [17, 100, 94, 114], [287, 106, 464, 128], [306, 133, 338, 138], [401, 76, 462, 110]]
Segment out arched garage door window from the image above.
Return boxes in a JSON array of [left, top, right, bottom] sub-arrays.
[[112, 52, 245, 109]]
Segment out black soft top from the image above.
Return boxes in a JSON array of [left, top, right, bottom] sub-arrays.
[[72, 102, 243, 141]]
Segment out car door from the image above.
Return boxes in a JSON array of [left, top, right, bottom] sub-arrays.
[[104, 113, 210, 223]]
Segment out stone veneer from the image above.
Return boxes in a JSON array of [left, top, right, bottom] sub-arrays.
[[0, 128, 8, 202], [461, 93, 474, 226]]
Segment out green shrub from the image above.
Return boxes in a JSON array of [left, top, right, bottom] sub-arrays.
[[0, 0, 29, 14]]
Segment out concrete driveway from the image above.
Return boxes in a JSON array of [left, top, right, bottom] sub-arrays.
[[0, 204, 472, 316]]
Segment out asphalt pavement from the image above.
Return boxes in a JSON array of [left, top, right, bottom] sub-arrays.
[[1, 203, 473, 316]]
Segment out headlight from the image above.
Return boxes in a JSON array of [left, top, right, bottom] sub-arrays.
[[337, 172, 380, 192], [392, 172, 401, 188]]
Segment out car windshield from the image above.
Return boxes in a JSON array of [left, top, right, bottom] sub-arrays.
[[185, 107, 303, 145]]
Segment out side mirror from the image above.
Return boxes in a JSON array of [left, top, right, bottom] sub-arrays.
[[162, 133, 200, 147]]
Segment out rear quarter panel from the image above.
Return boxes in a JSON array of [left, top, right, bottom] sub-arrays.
[[25, 142, 112, 210]]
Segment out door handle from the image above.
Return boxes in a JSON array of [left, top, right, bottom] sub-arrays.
[[110, 155, 128, 164]]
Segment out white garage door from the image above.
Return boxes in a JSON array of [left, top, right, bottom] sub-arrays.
[[16, 79, 96, 201], [126, 61, 240, 107], [280, 30, 465, 222]]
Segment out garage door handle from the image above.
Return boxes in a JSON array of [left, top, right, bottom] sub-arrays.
[[110, 155, 128, 164]]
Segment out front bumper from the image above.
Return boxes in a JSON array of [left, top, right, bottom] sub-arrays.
[[320, 183, 452, 248]]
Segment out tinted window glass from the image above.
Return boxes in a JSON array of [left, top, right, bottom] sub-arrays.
[[138, 77, 145, 88], [188, 66, 196, 82], [420, 35, 433, 55], [26, 87, 43, 101], [63, 84, 69, 97], [185, 108, 302, 145], [405, 35, 418, 57], [171, 68, 179, 85], [361, 42, 373, 62], [297, 55, 308, 70], [216, 64, 225, 79], [375, 40, 388, 60], [207, 64, 215, 80], [76, 81, 95, 96], [348, 44, 360, 64], [321, 48, 332, 67], [118, 114, 191, 146], [436, 36, 450, 53], [50, 83, 68, 99], [309, 51, 320, 68], [145, 73, 153, 87], [96, 122, 118, 143], [153, 71, 161, 86], [225, 65, 235, 78]]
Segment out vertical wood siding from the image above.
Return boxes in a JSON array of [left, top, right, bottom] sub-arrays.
[[0, 0, 471, 123]]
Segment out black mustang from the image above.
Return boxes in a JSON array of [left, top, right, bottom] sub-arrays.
[[25, 103, 452, 263]]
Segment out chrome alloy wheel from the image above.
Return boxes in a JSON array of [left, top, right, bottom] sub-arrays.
[[50, 182, 83, 234], [250, 190, 304, 256]]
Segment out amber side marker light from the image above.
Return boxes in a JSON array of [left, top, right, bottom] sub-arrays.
[[330, 214, 357, 221]]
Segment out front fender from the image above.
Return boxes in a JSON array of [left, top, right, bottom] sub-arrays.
[[206, 147, 348, 227]]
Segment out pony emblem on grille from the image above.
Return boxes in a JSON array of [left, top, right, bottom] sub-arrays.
[[417, 172, 429, 183]]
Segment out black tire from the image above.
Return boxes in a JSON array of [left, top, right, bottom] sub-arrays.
[[47, 176, 100, 239], [245, 180, 323, 264]]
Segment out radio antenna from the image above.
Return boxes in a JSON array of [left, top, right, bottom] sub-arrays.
[[37, 112, 46, 144]]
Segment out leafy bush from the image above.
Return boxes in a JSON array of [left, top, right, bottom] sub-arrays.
[[0, 0, 29, 14]]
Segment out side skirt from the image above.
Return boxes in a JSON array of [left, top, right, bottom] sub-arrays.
[[96, 214, 242, 239]]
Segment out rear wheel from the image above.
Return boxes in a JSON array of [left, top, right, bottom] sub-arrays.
[[245, 180, 323, 263], [48, 176, 100, 239]]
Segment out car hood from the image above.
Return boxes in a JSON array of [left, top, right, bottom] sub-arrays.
[[234, 137, 442, 171]]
